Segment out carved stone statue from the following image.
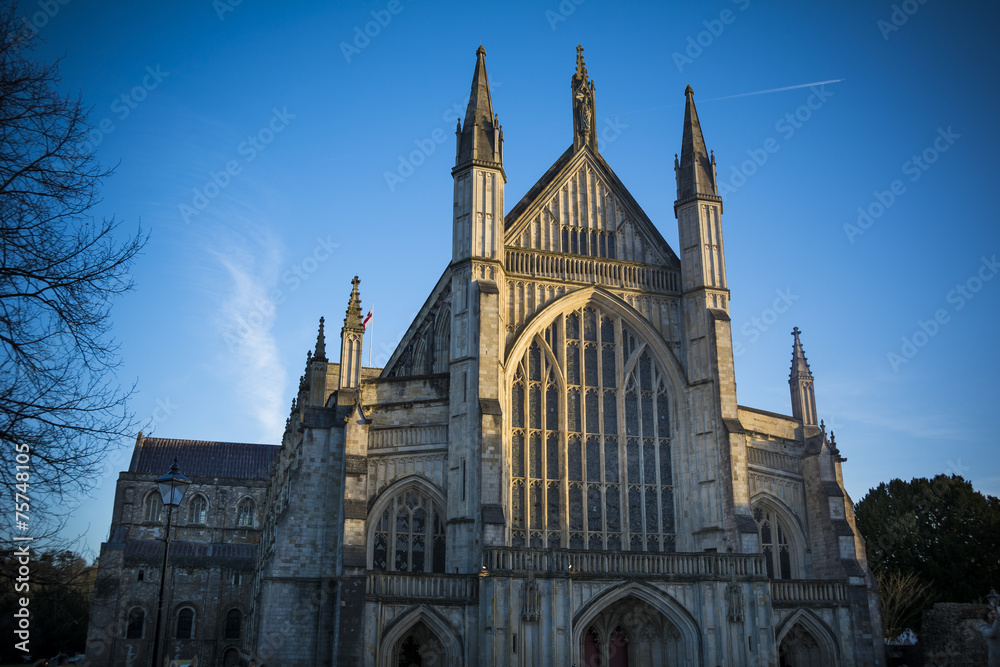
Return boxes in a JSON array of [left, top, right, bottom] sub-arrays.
[[575, 87, 592, 134], [983, 589, 1000, 667]]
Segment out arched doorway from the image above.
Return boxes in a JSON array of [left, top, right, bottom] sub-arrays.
[[777, 618, 837, 667], [390, 620, 448, 667], [578, 596, 684, 666]]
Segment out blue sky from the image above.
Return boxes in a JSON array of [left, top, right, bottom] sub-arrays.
[[26, 0, 999, 556]]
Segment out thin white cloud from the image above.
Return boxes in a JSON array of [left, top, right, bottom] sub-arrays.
[[199, 198, 288, 441]]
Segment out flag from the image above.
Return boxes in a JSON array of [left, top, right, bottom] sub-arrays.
[[363, 306, 373, 330]]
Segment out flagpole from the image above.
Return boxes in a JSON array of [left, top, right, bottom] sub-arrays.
[[368, 302, 374, 367]]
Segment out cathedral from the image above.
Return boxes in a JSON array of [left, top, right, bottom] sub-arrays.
[[87, 47, 884, 666]]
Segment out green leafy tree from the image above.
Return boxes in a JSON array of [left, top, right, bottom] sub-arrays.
[[855, 475, 1000, 612]]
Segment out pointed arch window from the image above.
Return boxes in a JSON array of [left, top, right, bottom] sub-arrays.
[[143, 491, 162, 523], [372, 490, 446, 573], [754, 506, 792, 579], [187, 494, 208, 524], [510, 305, 675, 551], [237, 498, 256, 527]]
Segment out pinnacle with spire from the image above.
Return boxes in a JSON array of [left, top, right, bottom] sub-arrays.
[[313, 317, 327, 362], [789, 327, 818, 426], [343, 276, 364, 331], [456, 45, 502, 170], [676, 85, 718, 201], [789, 327, 813, 380]]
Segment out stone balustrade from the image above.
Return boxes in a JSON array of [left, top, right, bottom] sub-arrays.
[[506, 249, 679, 294], [366, 572, 479, 601], [770, 579, 849, 606], [482, 547, 766, 578]]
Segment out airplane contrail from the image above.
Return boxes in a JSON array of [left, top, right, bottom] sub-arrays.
[[698, 79, 845, 102], [624, 79, 846, 115]]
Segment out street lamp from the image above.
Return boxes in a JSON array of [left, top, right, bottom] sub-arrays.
[[150, 458, 191, 667]]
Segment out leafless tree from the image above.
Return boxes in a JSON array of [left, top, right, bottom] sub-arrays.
[[877, 569, 933, 642], [0, 4, 144, 542]]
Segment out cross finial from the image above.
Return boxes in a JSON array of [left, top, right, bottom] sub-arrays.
[[792, 326, 801, 338]]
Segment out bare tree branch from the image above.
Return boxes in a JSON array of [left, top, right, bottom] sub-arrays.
[[0, 4, 146, 544]]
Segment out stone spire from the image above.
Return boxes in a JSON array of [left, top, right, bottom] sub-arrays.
[[789, 327, 818, 425], [676, 85, 718, 202], [343, 276, 364, 331], [571, 44, 597, 153], [313, 316, 327, 362], [456, 45, 502, 170]]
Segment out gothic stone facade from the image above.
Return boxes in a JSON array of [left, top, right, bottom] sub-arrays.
[[248, 48, 884, 666], [89, 47, 885, 666]]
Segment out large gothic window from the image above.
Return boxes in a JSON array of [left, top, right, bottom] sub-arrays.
[[372, 490, 446, 573], [510, 306, 675, 552], [754, 506, 792, 579]]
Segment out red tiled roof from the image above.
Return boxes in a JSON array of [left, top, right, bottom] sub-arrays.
[[129, 436, 278, 480]]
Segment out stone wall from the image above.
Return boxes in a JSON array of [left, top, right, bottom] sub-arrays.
[[921, 602, 989, 667]]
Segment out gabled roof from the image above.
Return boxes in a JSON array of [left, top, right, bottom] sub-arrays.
[[504, 145, 680, 268], [128, 435, 278, 480], [380, 266, 452, 378]]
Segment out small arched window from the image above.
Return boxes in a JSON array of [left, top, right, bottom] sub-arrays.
[[237, 498, 256, 527], [224, 609, 242, 639], [754, 506, 792, 579], [176, 607, 195, 639], [143, 492, 162, 523], [187, 495, 208, 524], [125, 607, 145, 639]]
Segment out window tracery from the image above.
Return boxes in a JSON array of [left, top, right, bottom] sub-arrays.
[[372, 490, 446, 573], [510, 305, 675, 551], [754, 506, 792, 579], [187, 494, 207, 524], [143, 491, 162, 523]]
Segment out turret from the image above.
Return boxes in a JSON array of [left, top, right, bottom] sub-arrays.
[[675, 85, 726, 302], [452, 45, 505, 264]]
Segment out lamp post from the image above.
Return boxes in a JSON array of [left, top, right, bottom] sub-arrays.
[[150, 458, 191, 667]]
